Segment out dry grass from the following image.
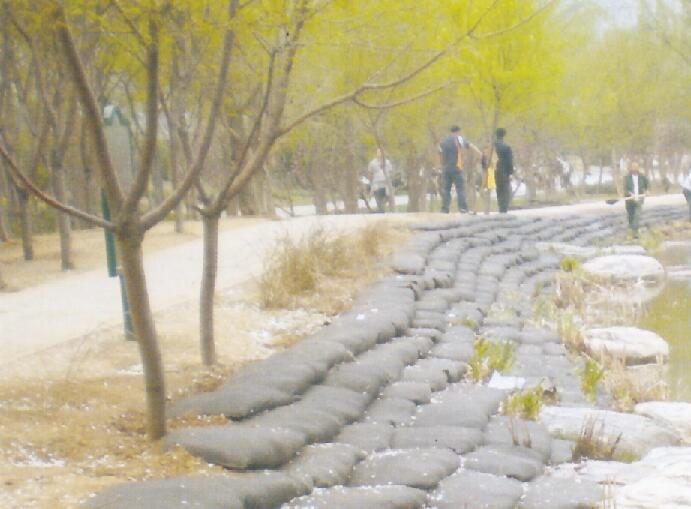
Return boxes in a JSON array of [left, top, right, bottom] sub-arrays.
[[602, 358, 668, 412], [258, 223, 407, 313], [572, 416, 622, 462], [0, 296, 329, 508]]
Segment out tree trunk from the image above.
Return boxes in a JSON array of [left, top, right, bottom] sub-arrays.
[[116, 230, 166, 440], [52, 163, 73, 270], [17, 187, 33, 261], [309, 158, 328, 214], [169, 127, 185, 233], [0, 199, 9, 241], [199, 213, 219, 366]]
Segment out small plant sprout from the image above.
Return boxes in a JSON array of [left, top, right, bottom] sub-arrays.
[[559, 256, 580, 273], [579, 358, 605, 403], [503, 386, 544, 421], [467, 337, 515, 383]]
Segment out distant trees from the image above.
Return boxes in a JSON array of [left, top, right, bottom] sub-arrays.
[[0, 0, 687, 441]]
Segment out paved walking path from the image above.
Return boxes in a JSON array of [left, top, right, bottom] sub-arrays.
[[0, 214, 412, 367], [86, 200, 687, 508]]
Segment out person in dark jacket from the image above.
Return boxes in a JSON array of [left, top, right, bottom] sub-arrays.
[[623, 161, 649, 238], [438, 125, 482, 213], [494, 128, 514, 213]]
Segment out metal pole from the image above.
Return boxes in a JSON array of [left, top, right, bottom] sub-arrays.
[[101, 190, 135, 340]]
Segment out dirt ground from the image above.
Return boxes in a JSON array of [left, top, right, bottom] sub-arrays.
[[0, 221, 408, 509], [0, 217, 267, 291]]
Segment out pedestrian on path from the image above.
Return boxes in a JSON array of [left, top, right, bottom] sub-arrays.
[[480, 145, 496, 214], [623, 161, 649, 239], [368, 148, 393, 213], [494, 128, 514, 214], [438, 125, 482, 214], [682, 167, 691, 221]]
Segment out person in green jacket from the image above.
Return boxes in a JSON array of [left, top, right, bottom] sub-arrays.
[[623, 161, 649, 239]]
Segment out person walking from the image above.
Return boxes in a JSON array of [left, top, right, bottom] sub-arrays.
[[623, 161, 649, 239], [682, 167, 691, 221], [438, 125, 482, 213], [494, 128, 514, 213], [367, 148, 393, 213]]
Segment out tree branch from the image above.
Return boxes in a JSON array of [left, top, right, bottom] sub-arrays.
[[122, 16, 159, 213], [142, 0, 238, 230], [0, 136, 114, 229], [54, 4, 124, 212]]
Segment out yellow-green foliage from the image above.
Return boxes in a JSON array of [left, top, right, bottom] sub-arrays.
[[503, 386, 544, 420], [579, 358, 605, 403], [467, 338, 515, 383], [559, 256, 580, 273]]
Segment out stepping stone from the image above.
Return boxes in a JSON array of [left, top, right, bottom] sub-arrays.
[[364, 398, 417, 426], [582, 254, 664, 286], [392, 425, 483, 454], [381, 382, 432, 404], [518, 475, 604, 509], [283, 485, 427, 509], [428, 469, 523, 509], [334, 423, 393, 453], [405, 328, 443, 342], [635, 401, 691, 443], [284, 443, 366, 489], [584, 327, 669, 365], [164, 425, 306, 469], [463, 444, 545, 481], [539, 406, 680, 457], [349, 448, 460, 489]]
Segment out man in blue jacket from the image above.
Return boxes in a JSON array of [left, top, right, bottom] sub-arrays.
[[438, 125, 482, 213]]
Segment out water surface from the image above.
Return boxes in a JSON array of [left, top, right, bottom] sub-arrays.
[[639, 241, 691, 401]]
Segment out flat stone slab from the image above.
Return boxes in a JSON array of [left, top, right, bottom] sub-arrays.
[[349, 448, 460, 489], [570, 446, 691, 508], [463, 444, 544, 481], [518, 475, 604, 509], [284, 485, 427, 509], [582, 254, 665, 285], [391, 426, 483, 454], [539, 406, 680, 457], [584, 326, 669, 364], [428, 469, 523, 509], [635, 401, 691, 444], [164, 425, 306, 469], [536, 241, 645, 259]]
